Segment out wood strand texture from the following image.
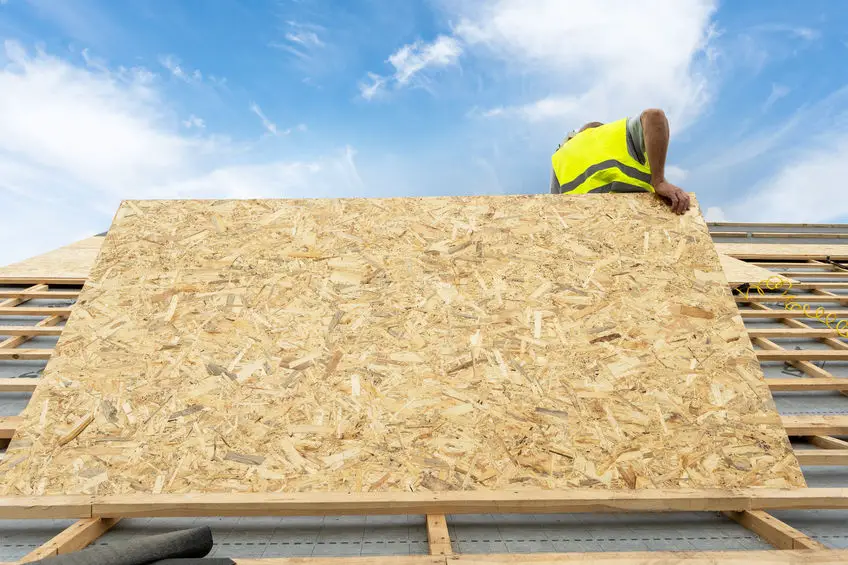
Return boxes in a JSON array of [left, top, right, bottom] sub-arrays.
[[0, 195, 804, 495]]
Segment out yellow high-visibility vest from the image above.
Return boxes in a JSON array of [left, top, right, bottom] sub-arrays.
[[551, 119, 653, 194]]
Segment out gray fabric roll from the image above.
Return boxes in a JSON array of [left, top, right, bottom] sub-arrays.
[[30, 526, 214, 565]]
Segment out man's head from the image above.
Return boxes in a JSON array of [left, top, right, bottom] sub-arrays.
[[564, 121, 604, 144], [579, 121, 603, 133]]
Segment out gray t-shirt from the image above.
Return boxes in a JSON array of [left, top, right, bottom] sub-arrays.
[[550, 116, 646, 193]]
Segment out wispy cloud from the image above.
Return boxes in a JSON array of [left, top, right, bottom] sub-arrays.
[[159, 54, 202, 83], [360, 35, 462, 99], [452, 0, 717, 131], [249, 102, 278, 135], [271, 21, 326, 61], [0, 40, 357, 265], [754, 24, 821, 41], [182, 114, 205, 129], [763, 83, 790, 112]]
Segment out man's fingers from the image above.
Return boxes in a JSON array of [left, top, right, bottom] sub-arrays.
[[678, 190, 690, 213], [681, 191, 691, 212], [668, 191, 680, 214]]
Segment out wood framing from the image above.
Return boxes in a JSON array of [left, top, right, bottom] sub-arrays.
[[425, 514, 452, 556], [722, 510, 826, 550], [794, 450, 848, 466], [781, 415, 848, 436], [0, 488, 847, 519], [18, 517, 119, 563], [809, 436, 848, 450]]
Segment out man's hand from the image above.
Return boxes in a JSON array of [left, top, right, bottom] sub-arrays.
[[653, 180, 690, 215]]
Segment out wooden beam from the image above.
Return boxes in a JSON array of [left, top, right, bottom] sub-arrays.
[[0, 277, 86, 286], [426, 514, 452, 556], [780, 272, 848, 279], [710, 222, 848, 228], [0, 349, 53, 360], [0, 290, 80, 300], [740, 309, 848, 319], [0, 416, 22, 439], [748, 328, 843, 338], [19, 517, 119, 563], [712, 232, 848, 239], [0, 488, 847, 519], [809, 436, 848, 450], [234, 551, 848, 564], [782, 415, 848, 436], [723, 510, 827, 550], [794, 450, 848, 466], [0, 307, 72, 317], [0, 315, 63, 350], [736, 295, 848, 303], [0, 377, 38, 392], [0, 326, 64, 336], [767, 378, 847, 391], [756, 350, 848, 361]]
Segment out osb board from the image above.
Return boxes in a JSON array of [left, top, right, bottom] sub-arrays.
[[718, 254, 795, 288], [0, 195, 804, 495], [716, 243, 848, 260], [0, 236, 104, 279]]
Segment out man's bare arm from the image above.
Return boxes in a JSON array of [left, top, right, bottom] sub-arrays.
[[641, 108, 690, 214]]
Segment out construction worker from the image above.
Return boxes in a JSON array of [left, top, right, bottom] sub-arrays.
[[550, 109, 691, 214]]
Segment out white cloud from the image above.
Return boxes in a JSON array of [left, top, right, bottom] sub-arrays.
[[272, 21, 326, 61], [182, 114, 205, 129], [704, 206, 726, 222], [717, 136, 848, 223], [389, 35, 462, 85], [754, 24, 820, 41], [451, 0, 718, 131], [286, 31, 324, 48], [665, 165, 689, 184], [763, 83, 790, 112], [159, 54, 202, 83], [249, 102, 277, 136], [0, 41, 357, 266], [359, 72, 388, 100], [361, 35, 462, 99]]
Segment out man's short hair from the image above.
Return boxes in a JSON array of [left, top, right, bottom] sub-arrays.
[[579, 121, 604, 132]]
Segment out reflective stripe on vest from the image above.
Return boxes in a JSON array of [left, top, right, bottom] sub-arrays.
[[551, 119, 653, 194]]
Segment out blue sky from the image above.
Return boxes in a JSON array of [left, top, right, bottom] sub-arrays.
[[2, 0, 848, 265]]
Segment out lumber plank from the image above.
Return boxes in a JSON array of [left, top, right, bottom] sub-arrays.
[[781, 272, 848, 279], [756, 350, 848, 361], [0, 277, 87, 286], [0, 349, 53, 360], [2, 488, 845, 519], [748, 328, 843, 338], [0, 290, 80, 300], [0, 416, 22, 439], [809, 436, 848, 450], [736, 295, 848, 303], [766, 378, 847, 391], [723, 510, 826, 550], [19, 517, 119, 563], [794, 450, 848, 466], [740, 309, 848, 319], [0, 315, 64, 350], [0, 377, 39, 392], [782, 415, 848, 436], [716, 243, 848, 260], [709, 222, 848, 228], [426, 514, 452, 556], [0, 307, 72, 317], [236, 551, 848, 564], [0, 325, 64, 336]]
